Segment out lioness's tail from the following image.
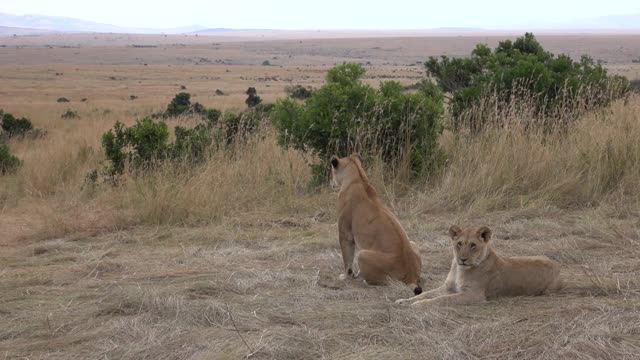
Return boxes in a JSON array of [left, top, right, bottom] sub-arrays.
[[409, 283, 423, 295]]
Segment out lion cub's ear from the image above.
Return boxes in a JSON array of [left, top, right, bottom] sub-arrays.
[[330, 156, 339, 169], [477, 226, 492, 242], [448, 225, 462, 239]]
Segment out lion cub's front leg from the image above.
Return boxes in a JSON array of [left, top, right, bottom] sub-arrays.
[[395, 285, 450, 305], [412, 290, 485, 307]]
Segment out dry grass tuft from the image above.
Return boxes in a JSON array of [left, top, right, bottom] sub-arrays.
[[426, 95, 640, 213]]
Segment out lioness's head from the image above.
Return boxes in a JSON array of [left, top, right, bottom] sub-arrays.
[[448, 225, 492, 267], [330, 153, 363, 189]]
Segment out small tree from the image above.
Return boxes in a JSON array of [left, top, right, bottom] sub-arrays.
[[272, 63, 445, 184], [1, 112, 33, 138], [425, 33, 630, 132], [101, 121, 128, 176], [61, 109, 79, 119], [0, 144, 21, 175], [245, 87, 262, 108], [124, 118, 170, 169], [101, 118, 170, 176], [165, 93, 192, 117], [284, 85, 313, 100]]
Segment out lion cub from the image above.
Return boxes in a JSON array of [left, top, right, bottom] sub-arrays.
[[396, 225, 562, 306], [331, 154, 423, 295]]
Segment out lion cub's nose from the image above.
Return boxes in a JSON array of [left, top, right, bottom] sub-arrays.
[[460, 258, 468, 263]]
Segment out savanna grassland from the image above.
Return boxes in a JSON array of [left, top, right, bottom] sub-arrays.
[[1, 32, 640, 359]]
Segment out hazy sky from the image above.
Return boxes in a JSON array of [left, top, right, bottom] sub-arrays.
[[2, 0, 640, 29]]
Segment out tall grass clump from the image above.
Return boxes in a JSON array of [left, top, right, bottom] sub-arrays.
[[102, 127, 317, 225], [430, 93, 640, 212]]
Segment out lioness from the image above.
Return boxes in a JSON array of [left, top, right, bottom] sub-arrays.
[[396, 225, 562, 306], [331, 154, 423, 295]]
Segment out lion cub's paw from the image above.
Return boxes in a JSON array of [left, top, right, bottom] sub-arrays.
[[338, 273, 347, 281]]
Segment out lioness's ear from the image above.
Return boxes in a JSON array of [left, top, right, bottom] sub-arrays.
[[350, 153, 362, 164], [477, 226, 492, 242], [330, 156, 339, 169], [448, 225, 462, 239]]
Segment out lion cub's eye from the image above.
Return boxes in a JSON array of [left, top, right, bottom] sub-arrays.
[[457, 241, 462, 248], [470, 243, 477, 250]]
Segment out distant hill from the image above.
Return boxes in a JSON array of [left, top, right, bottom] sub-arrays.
[[0, 12, 207, 34], [194, 28, 244, 33], [0, 25, 54, 36]]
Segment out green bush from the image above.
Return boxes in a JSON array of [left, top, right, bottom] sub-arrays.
[[101, 93, 268, 177], [172, 123, 213, 161], [101, 118, 170, 176], [124, 118, 170, 169], [61, 109, 79, 119], [245, 87, 262, 108], [101, 121, 130, 176], [285, 85, 313, 100], [165, 92, 193, 117], [1, 111, 33, 138], [0, 144, 21, 175], [271, 63, 445, 184], [221, 105, 270, 145], [425, 33, 630, 131]]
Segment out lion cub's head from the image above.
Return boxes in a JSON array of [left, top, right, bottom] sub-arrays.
[[330, 153, 364, 189], [448, 225, 492, 267]]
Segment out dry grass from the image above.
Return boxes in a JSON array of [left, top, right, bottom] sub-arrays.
[[1, 207, 639, 359], [427, 96, 640, 213], [1, 55, 640, 359]]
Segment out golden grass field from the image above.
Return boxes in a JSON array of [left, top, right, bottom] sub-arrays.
[[1, 32, 640, 359]]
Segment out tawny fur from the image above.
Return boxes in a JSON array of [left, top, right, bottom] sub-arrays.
[[331, 154, 422, 293], [396, 225, 562, 306]]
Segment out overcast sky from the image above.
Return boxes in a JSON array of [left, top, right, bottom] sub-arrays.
[[2, 0, 640, 29]]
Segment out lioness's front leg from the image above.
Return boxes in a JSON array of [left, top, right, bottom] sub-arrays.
[[395, 284, 451, 305], [412, 291, 485, 307], [338, 231, 356, 280]]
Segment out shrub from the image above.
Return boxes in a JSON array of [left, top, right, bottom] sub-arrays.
[[129, 95, 138, 100], [271, 63, 445, 184], [165, 92, 193, 117], [425, 33, 630, 132], [61, 109, 79, 119], [124, 118, 170, 169], [0, 144, 21, 175], [102, 94, 266, 177], [215, 89, 224, 95], [1, 111, 33, 138], [101, 121, 130, 176], [57, 97, 70, 103], [245, 87, 262, 108], [172, 124, 212, 161], [284, 85, 313, 100], [221, 105, 270, 145], [101, 118, 169, 176], [262, 60, 271, 66]]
